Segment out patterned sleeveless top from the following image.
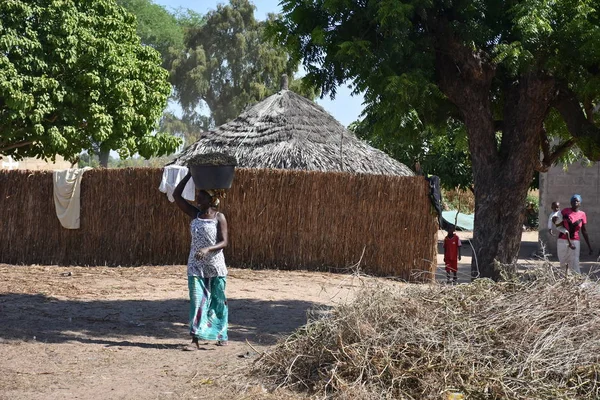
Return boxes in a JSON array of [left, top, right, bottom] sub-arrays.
[[187, 213, 227, 278]]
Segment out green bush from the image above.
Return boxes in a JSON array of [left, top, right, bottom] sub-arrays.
[[442, 189, 475, 214]]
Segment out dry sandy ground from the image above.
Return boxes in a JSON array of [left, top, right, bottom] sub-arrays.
[[3, 230, 594, 400], [0, 264, 396, 400]]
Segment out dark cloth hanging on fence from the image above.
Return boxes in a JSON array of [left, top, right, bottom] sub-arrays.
[[426, 175, 443, 227]]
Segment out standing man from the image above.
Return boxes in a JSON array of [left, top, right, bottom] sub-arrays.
[[557, 194, 593, 274]]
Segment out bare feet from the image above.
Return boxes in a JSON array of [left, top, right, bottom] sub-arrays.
[[182, 337, 200, 351], [216, 340, 228, 346]]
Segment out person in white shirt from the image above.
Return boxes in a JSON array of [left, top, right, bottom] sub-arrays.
[[548, 201, 574, 249]]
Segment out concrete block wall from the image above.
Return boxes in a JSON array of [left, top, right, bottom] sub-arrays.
[[539, 162, 600, 256]]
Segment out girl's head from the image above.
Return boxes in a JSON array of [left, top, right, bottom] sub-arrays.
[[551, 201, 560, 212], [196, 190, 220, 209]]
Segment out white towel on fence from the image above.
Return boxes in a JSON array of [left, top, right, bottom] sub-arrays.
[[159, 165, 195, 202], [53, 167, 92, 229]]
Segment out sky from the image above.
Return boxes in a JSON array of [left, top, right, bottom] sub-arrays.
[[154, 0, 365, 127]]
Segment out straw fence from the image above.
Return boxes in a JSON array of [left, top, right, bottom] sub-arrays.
[[0, 168, 437, 281]]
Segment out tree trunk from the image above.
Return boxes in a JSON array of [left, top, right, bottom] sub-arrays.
[[98, 148, 110, 168], [470, 171, 531, 280], [465, 76, 555, 280], [432, 23, 555, 279]]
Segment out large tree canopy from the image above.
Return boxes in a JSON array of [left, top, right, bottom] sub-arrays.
[[172, 0, 317, 128], [116, 0, 184, 69], [0, 0, 179, 163], [272, 0, 600, 279], [116, 0, 203, 70]]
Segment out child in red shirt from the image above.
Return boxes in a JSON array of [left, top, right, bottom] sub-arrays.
[[443, 225, 462, 284]]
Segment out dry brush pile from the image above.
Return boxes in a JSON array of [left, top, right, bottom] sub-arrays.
[[254, 269, 600, 399]]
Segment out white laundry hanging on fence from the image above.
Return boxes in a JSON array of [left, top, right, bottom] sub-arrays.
[[159, 165, 196, 202], [53, 167, 92, 229]]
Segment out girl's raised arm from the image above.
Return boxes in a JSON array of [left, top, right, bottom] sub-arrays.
[[173, 173, 198, 218]]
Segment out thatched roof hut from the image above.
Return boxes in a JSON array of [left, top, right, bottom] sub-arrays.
[[173, 78, 413, 176]]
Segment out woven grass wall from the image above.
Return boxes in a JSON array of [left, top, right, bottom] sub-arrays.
[[0, 168, 437, 281]]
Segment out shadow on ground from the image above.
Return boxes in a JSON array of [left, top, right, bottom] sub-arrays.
[[0, 294, 324, 347]]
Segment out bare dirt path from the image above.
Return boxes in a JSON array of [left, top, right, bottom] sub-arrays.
[[0, 264, 394, 400], [3, 231, 588, 400]]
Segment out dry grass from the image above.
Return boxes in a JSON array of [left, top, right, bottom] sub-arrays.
[[254, 267, 600, 399]]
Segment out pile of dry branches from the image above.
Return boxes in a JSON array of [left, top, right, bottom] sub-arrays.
[[254, 269, 600, 399]]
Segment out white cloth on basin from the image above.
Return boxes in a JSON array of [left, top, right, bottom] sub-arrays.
[[159, 165, 195, 202]]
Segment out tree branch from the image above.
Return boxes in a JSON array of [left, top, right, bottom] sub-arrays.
[[535, 136, 576, 172], [430, 18, 498, 169], [540, 126, 551, 160], [0, 140, 35, 153], [536, 119, 577, 172], [44, 114, 58, 123], [494, 120, 504, 131], [553, 85, 600, 160]]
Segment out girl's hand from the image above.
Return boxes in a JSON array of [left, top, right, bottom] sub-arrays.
[[195, 248, 210, 260]]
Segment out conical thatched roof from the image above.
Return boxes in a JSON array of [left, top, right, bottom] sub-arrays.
[[172, 89, 413, 176]]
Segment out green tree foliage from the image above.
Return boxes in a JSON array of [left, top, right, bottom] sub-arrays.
[[0, 0, 179, 164], [172, 0, 317, 127], [116, 0, 203, 70], [158, 111, 206, 147], [115, 0, 183, 67], [350, 116, 473, 191], [77, 152, 101, 168], [350, 116, 543, 192], [272, 0, 600, 279]]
